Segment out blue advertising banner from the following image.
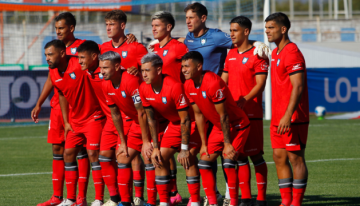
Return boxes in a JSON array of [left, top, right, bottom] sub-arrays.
[[307, 68, 360, 112], [0, 70, 52, 120]]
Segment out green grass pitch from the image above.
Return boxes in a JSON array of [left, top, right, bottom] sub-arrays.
[[1, 117, 360, 205]]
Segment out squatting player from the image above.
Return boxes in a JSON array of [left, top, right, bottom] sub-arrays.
[[265, 12, 309, 206], [99, 51, 154, 206], [32, 12, 89, 206], [139, 53, 202, 206], [182, 51, 250, 206], [45, 40, 105, 206], [221, 16, 269, 206]]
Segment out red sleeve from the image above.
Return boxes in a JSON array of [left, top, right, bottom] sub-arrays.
[[176, 43, 188, 60], [102, 82, 116, 106], [284, 47, 305, 75], [139, 83, 150, 108], [172, 83, 190, 110], [184, 82, 194, 104], [209, 79, 227, 104], [254, 56, 269, 75], [136, 43, 148, 69]]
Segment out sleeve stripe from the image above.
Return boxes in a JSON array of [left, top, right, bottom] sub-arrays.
[[223, 71, 228, 73], [108, 104, 116, 108], [177, 106, 189, 112], [191, 102, 195, 105], [143, 105, 152, 108], [255, 72, 268, 75], [213, 98, 226, 104], [289, 70, 304, 76]]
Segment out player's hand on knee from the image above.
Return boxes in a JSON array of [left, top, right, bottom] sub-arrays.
[[64, 122, 74, 140], [31, 106, 41, 123], [277, 115, 291, 135], [178, 150, 191, 169], [151, 148, 162, 168], [142, 141, 153, 161], [223, 143, 237, 161], [117, 143, 129, 158], [200, 144, 210, 158]]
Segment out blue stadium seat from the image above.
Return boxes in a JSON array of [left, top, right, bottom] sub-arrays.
[[302, 28, 317, 42], [341, 28, 355, 42], [249, 29, 264, 42]]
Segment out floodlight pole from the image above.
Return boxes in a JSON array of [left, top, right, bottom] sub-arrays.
[[264, 0, 271, 121]]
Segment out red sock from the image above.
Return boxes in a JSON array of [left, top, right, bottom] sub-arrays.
[[133, 170, 145, 198], [198, 160, 217, 205], [170, 170, 178, 193], [52, 154, 65, 197], [99, 158, 119, 197], [186, 176, 201, 203], [145, 164, 157, 205], [155, 176, 170, 204], [92, 162, 104, 201], [77, 154, 90, 198], [291, 179, 307, 206], [64, 162, 78, 200], [118, 164, 133, 203], [254, 159, 267, 201], [238, 159, 251, 200], [224, 159, 239, 206], [278, 177, 293, 206]]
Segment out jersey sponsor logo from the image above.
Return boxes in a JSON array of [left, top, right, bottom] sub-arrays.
[[121, 91, 126, 98], [190, 93, 197, 95], [277, 59, 280, 66], [261, 63, 269, 70], [69, 72, 76, 79], [229, 58, 236, 61], [162, 97, 167, 104], [108, 93, 116, 95], [55, 78, 63, 82], [146, 98, 155, 100], [178, 94, 187, 106], [215, 89, 224, 100], [202, 91, 206, 99], [122, 51, 128, 58], [271, 59, 275, 61], [201, 38, 206, 45], [163, 50, 168, 56], [99, 73, 104, 79], [242, 57, 249, 64], [292, 64, 302, 70], [187, 40, 194, 43], [70, 47, 77, 55], [224, 33, 231, 38]]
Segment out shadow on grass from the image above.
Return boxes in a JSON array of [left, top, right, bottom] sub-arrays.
[[176, 194, 360, 206]]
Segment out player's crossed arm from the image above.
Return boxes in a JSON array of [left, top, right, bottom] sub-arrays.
[[177, 110, 191, 169], [109, 105, 128, 157], [191, 103, 208, 158]]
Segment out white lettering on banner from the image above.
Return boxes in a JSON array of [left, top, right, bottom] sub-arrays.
[[11, 76, 39, 109], [324, 77, 360, 103], [0, 77, 15, 116]]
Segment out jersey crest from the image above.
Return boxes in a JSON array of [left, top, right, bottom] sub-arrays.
[[70, 47, 77, 55], [69, 72, 76, 79], [242, 57, 249, 64], [277, 59, 280, 66], [121, 91, 126, 98], [202, 91, 206, 99], [122, 51, 128, 58], [162, 97, 167, 104], [99, 73, 104, 79], [201, 38, 206, 45], [163, 50, 168, 56]]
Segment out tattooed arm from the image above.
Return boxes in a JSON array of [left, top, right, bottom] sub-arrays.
[[109, 105, 128, 157], [177, 109, 191, 169], [144, 107, 161, 167]]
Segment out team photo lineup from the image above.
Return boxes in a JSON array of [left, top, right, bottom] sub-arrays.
[[31, 2, 309, 206]]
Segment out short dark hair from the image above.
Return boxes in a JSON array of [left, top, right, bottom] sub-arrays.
[[44, 39, 66, 50], [265, 12, 291, 32], [152, 11, 175, 31], [181, 51, 203, 65], [77, 40, 100, 55], [105, 10, 127, 24], [184, 2, 208, 18], [230, 16, 252, 33], [55, 12, 76, 28]]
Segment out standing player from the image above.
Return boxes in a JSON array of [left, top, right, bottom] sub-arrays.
[[32, 12, 89, 206], [45, 39, 105, 206], [182, 51, 251, 206], [99, 51, 154, 206], [139, 53, 202, 206], [265, 12, 309, 206], [99, 10, 148, 206], [221, 16, 269, 206]]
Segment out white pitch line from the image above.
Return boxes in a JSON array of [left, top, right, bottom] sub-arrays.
[[0, 136, 47, 140], [0, 172, 52, 177]]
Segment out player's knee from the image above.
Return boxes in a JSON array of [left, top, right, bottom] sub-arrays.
[[288, 154, 305, 168], [86, 149, 98, 159], [52, 144, 64, 154], [250, 153, 263, 163]]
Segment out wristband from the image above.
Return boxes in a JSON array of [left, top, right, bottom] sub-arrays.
[[181, 144, 189, 150]]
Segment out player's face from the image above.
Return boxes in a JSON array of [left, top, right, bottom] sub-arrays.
[[106, 20, 124, 39], [100, 60, 116, 80], [152, 19, 171, 40], [265, 20, 283, 43], [78, 51, 98, 71], [45, 46, 63, 69], [55, 20, 74, 41], [141, 62, 161, 84], [230, 23, 249, 45], [182, 59, 200, 80], [185, 10, 205, 33]]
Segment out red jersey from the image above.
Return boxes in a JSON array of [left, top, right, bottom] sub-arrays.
[[224, 47, 269, 119], [184, 71, 250, 130], [153, 39, 188, 83], [49, 57, 104, 126], [102, 72, 142, 123], [50, 39, 86, 110], [140, 76, 191, 124], [271, 42, 309, 126], [100, 40, 148, 70]]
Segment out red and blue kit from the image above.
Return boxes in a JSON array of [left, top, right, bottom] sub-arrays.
[[139, 76, 201, 150], [224, 47, 269, 156], [153, 39, 188, 83], [49, 57, 105, 150], [184, 71, 250, 154], [102, 72, 144, 152], [270, 43, 309, 151]]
